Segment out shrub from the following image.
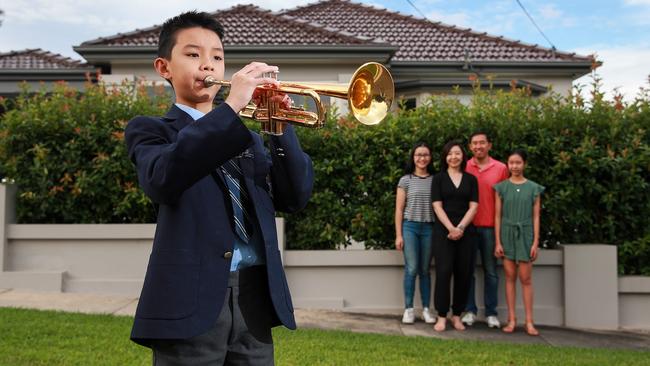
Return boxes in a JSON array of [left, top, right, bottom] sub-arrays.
[[0, 81, 168, 223], [0, 78, 649, 275], [286, 81, 650, 276]]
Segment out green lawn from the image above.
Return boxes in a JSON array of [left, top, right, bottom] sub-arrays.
[[0, 308, 647, 365]]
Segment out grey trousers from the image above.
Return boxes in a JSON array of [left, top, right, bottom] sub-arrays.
[[152, 266, 275, 366]]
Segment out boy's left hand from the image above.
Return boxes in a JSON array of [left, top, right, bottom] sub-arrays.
[[225, 62, 280, 112], [252, 89, 292, 109]]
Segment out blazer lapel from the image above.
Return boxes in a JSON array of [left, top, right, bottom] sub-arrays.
[[211, 167, 226, 186], [239, 153, 254, 179], [163, 104, 193, 132], [165, 105, 224, 186]]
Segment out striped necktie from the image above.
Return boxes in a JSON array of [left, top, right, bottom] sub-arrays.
[[221, 159, 252, 243]]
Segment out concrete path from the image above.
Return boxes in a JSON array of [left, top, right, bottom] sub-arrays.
[[1, 289, 649, 351]]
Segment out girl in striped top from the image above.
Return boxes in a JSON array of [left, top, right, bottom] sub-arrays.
[[395, 142, 436, 324]]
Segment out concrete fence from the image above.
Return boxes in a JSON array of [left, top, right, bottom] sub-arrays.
[[0, 184, 648, 331]]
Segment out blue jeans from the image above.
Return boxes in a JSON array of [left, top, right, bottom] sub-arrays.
[[466, 227, 499, 316], [402, 220, 434, 309]]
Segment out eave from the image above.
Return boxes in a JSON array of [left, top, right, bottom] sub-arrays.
[[395, 78, 548, 95], [0, 68, 99, 82], [391, 60, 594, 80]]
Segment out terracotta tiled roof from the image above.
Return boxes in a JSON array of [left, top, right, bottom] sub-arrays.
[[81, 4, 377, 47], [282, 0, 592, 62], [0, 49, 88, 69]]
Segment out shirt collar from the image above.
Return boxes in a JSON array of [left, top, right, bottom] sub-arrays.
[[470, 156, 496, 170], [175, 103, 205, 121]]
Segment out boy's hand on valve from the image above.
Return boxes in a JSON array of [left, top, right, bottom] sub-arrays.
[[252, 89, 292, 110], [226, 62, 280, 113]]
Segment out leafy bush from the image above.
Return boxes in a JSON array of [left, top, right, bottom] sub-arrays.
[[287, 80, 650, 277], [0, 78, 649, 275], [619, 233, 650, 276], [0, 81, 168, 223]]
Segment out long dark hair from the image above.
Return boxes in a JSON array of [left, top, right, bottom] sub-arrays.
[[440, 140, 467, 171], [405, 141, 433, 175]]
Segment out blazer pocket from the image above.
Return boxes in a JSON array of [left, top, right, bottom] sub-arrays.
[[137, 250, 200, 320]]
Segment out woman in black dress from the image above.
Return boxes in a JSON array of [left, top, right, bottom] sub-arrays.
[[431, 140, 479, 331]]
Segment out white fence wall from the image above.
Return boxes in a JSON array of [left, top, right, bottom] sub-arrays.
[[0, 184, 648, 330]]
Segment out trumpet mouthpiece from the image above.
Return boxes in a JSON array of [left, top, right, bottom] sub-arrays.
[[203, 75, 217, 87]]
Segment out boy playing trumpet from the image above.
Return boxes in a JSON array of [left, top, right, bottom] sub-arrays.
[[125, 11, 314, 365]]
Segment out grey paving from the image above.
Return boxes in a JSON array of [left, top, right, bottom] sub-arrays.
[[295, 310, 650, 351], [1, 289, 649, 351], [0, 289, 135, 315], [113, 298, 139, 316]]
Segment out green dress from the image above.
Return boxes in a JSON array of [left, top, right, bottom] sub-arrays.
[[494, 179, 545, 262]]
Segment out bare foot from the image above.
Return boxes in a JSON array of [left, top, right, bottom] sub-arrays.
[[525, 323, 539, 336], [502, 319, 516, 333], [434, 317, 447, 332], [451, 316, 466, 331]]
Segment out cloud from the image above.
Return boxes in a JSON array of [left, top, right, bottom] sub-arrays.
[[2, 0, 313, 30], [538, 4, 562, 19], [573, 43, 650, 101], [622, 0, 650, 25], [0, 0, 316, 59], [535, 3, 576, 27], [624, 0, 650, 5]]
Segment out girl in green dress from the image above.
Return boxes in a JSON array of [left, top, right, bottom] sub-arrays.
[[494, 149, 544, 336]]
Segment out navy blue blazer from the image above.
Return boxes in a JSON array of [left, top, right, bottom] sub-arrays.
[[125, 104, 314, 345]]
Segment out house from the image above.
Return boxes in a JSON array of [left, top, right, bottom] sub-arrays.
[[3, 0, 595, 110], [0, 49, 98, 102]]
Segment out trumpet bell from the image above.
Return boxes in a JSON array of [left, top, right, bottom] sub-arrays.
[[348, 63, 394, 126]]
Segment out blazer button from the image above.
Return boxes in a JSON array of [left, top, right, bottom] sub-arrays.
[[223, 251, 233, 259]]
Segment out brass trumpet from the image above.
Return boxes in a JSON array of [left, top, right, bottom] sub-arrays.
[[204, 62, 394, 135]]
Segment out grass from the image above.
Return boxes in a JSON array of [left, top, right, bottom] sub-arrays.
[[0, 307, 648, 365]]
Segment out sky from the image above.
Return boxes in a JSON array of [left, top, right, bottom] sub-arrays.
[[1, 0, 649, 101]]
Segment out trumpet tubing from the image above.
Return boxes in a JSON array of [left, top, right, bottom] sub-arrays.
[[204, 62, 394, 135]]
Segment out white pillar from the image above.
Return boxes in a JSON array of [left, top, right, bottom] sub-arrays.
[[0, 183, 16, 271], [563, 244, 619, 329]]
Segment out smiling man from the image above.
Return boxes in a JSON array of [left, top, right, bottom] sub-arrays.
[[462, 131, 508, 329]]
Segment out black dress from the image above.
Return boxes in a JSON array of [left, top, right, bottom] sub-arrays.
[[431, 171, 478, 317]]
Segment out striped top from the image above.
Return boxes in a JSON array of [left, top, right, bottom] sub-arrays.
[[398, 174, 434, 223]]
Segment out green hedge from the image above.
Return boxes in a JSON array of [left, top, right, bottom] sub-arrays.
[[0, 81, 167, 223], [287, 83, 650, 277], [0, 80, 649, 275]]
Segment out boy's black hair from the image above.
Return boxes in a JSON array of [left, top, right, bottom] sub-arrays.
[[508, 148, 528, 163], [440, 140, 468, 171], [469, 130, 491, 143], [158, 11, 225, 59], [405, 141, 433, 175]]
